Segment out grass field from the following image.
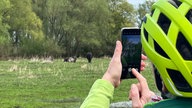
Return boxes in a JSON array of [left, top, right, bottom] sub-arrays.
[[0, 57, 159, 108]]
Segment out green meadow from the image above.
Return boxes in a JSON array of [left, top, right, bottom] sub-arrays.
[[0, 57, 158, 108]]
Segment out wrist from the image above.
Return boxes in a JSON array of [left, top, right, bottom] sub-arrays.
[[102, 75, 115, 87], [102, 76, 120, 88]]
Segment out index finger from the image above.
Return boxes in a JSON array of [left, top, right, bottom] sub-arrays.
[[132, 68, 149, 90]]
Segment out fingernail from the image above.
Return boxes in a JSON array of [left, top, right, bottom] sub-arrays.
[[132, 68, 135, 71], [116, 41, 120, 46], [131, 84, 135, 90]]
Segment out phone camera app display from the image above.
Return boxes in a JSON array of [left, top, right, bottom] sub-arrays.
[[121, 34, 141, 66]]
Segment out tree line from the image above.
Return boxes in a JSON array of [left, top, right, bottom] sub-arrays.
[[0, 0, 154, 59]]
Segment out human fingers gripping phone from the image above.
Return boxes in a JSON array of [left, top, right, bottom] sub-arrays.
[[120, 27, 142, 79]]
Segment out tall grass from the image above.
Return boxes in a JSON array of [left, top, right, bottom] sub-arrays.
[[0, 57, 158, 107]]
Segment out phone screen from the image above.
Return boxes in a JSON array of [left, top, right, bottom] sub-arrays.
[[121, 28, 142, 79]]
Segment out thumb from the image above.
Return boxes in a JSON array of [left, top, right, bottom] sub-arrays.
[[112, 41, 122, 60]]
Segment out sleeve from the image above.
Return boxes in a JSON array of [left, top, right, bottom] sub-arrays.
[[80, 79, 115, 108]]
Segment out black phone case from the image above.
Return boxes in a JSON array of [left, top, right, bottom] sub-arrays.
[[120, 28, 142, 79]]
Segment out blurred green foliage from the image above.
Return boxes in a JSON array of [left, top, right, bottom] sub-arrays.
[[0, 0, 154, 58]]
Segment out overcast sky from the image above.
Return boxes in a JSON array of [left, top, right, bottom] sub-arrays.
[[127, 0, 145, 6], [127, 0, 157, 7]]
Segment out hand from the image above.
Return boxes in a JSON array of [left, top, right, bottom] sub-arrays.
[[102, 40, 122, 88], [102, 41, 148, 88], [129, 68, 155, 108]]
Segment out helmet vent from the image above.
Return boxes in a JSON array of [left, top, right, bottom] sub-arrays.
[[153, 65, 162, 92], [176, 32, 192, 60], [168, 0, 181, 8], [185, 9, 192, 24], [157, 13, 171, 35], [144, 28, 148, 41], [150, 10, 155, 17], [154, 41, 170, 59], [167, 69, 192, 92]]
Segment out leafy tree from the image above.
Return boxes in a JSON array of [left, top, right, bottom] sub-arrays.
[[8, 0, 44, 46], [0, 0, 11, 58], [32, 0, 72, 56], [33, 0, 137, 57], [137, 0, 155, 25], [70, 0, 112, 56], [3, 0, 45, 57], [0, 0, 10, 37], [31, 0, 137, 57], [106, 0, 135, 56], [32, 0, 113, 57]]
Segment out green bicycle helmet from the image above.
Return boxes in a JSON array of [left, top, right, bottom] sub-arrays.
[[141, 0, 192, 97]]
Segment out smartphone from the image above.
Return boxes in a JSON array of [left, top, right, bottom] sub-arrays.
[[120, 27, 142, 79]]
